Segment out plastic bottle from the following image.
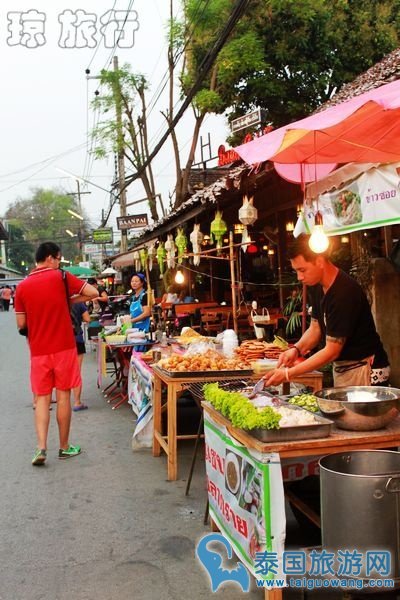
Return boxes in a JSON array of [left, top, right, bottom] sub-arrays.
[[222, 329, 238, 358]]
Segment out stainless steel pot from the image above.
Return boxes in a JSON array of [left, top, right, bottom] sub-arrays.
[[320, 450, 400, 580]]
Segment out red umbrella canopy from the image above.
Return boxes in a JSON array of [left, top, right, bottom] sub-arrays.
[[235, 79, 400, 183], [272, 101, 400, 165]]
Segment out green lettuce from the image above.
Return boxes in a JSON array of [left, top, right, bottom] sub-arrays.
[[203, 383, 281, 430]]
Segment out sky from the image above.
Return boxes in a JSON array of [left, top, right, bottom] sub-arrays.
[[0, 0, 228, 242]]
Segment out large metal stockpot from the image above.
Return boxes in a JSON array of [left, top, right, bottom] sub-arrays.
[[319, 450, 400, 580]]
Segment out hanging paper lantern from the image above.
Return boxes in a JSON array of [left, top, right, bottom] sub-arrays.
[[132, 250, 141, 272], [147, 242, 156, 271], [238, 195, 258, 253], [190, 223, 204, 266], [175, 227, 188, 264], [210, 210, 227, 251], [165, 234, 176, 269], [139, 247, 148, 270], [156, 242, 167, 276], [239, 195, 258, 226]]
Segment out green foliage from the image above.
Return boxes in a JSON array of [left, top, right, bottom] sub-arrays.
[[193, 89, 224, 113], [181, 0, 400, 129], [203, 382, 282, 430], [283, 288, 303, 338], [91, 64, 149, 159], [5, 223, 34, 272], [228, 0, 400, 126], [5, 188, 88, 268]]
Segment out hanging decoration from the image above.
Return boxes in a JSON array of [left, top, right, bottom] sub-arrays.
[[132, 250, 141, 272], [139, 247, 148, 270], [156, 242, 167, 276], [190, 223, 204, 266], [210, 210, 227, 252], [147, 242, 156, 271], [165, 234, 176, 269], [238, 195, 258, 252], [175, 227, 188, 264]]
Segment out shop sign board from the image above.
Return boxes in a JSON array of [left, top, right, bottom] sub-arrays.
[[117, 214, 148, 230], [92, 227, 113, 244], [295, 162, 400, 237], [204, 411, 286, 582], [231, 108, 266, 134]]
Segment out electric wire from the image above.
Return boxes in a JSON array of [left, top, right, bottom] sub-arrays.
[[123, 0, 250, 189], [145, 0, 212, 119], [100, 0, 136, 70], [85, 0, 118, 71]]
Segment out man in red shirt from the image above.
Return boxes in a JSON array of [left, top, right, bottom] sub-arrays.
[[15, 242, 98, 466]]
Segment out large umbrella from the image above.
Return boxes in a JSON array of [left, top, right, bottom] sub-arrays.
[[63, 265, 97, 276], [235, 79, 400, 184]]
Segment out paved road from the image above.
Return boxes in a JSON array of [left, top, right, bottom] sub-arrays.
[[0, 311, 269, 600]]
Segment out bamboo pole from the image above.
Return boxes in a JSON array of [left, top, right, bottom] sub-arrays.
[[229, 231, 238, 333]]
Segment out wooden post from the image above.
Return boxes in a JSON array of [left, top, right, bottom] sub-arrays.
[[302, 283, 307, 334], [229, 231, 238, 333], [145, 260, 153, 307]]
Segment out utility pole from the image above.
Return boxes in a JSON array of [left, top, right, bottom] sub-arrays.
[[113, 56, 128, 253], [66, 181, 90, 260]]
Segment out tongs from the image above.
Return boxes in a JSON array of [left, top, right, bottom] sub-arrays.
[[248, 377, 266, 398]]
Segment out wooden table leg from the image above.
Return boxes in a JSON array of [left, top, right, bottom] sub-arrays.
[[152, 374, 162, 457], [167, 383, 178, 481], [265, 590, 283, 600]]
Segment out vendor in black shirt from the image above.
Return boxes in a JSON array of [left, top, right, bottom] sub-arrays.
[[264, 234, 389, 388]]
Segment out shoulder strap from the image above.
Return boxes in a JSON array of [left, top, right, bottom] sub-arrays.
[[61, 270, 71, 308]]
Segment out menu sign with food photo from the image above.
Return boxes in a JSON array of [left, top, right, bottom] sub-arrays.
[[204, 412, 286, 582], [295, 162, 400, 236]]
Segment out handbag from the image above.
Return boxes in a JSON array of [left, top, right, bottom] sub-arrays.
[[61, 270, 81, 336], [251, 307, 270, 323], [251, 308, 270, 340]]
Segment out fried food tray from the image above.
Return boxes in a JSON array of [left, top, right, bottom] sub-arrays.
[[154, 367, 253, 379]]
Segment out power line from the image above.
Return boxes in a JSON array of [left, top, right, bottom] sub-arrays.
[[0, 143, 87, 181], [122, 0, 250, 190], [85, 0, 118, 71], [145, 0, 212, 118]]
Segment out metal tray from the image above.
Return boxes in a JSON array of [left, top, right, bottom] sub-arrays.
[[154, 367, 253, 379], [244, 405, 334, 442]]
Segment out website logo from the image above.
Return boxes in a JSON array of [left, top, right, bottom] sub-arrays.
[[196, 533, 250, 592]]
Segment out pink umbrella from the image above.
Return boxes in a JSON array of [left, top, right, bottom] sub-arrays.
[[235, 78, 400, 184]]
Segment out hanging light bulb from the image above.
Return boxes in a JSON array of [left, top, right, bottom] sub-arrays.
[[309, 211, 329, 253], [175, 269, 185, 284]]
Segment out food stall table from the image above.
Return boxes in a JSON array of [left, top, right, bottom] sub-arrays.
[[202, 401, 400, 600], [152, 367, 323, 481], [102, 340, 154, 409]]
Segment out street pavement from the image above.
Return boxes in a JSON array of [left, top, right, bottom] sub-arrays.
[[1, 310, 381, 600], [0, 310, 269, 600]]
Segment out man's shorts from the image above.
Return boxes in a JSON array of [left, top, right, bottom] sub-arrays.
[[31, 348, 81, 395], [76, 341, 86, 355]]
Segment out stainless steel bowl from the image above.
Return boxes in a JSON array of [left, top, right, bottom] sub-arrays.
[[315, 386, 400, 431]]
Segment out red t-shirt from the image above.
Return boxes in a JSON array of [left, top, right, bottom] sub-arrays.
[[14, 267, 87, 356]]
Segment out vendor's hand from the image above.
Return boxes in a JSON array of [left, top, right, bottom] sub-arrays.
[[263, 368, 287, 387], [277, 347, 298, 368]]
